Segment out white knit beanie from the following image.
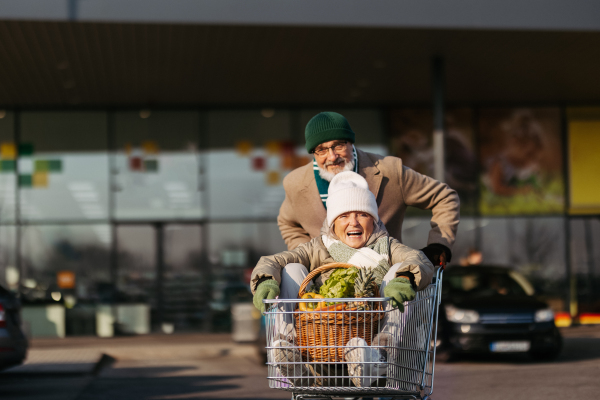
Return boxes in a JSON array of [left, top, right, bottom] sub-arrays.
[[326, 171, 379, 227]]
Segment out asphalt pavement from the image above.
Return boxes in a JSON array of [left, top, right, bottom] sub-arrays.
[[1, 327, 599, 400]]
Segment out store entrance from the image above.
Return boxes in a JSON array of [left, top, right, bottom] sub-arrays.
[[116, 223, 208, 333]]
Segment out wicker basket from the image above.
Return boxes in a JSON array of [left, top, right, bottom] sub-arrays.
[[294, 262, 385, 363]]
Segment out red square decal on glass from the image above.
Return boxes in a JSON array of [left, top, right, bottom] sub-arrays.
[[252, 157, 266, 171]]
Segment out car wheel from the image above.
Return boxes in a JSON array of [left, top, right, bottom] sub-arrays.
[[530, 328, 562, 361]]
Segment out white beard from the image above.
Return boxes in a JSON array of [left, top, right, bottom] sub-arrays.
[[318, 157, 355, 182]]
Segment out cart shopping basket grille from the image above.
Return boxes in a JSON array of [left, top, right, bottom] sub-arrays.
[[263, 266, 444, 398]]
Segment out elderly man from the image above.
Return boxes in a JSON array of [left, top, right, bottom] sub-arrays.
[[278, 111, 460, 265]]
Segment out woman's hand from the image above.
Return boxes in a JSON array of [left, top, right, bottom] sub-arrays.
[[253, 279, 280, 313], [384, 277, 416, 312]]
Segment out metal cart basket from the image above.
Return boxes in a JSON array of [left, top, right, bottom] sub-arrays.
[[263, 267, 444, 400]]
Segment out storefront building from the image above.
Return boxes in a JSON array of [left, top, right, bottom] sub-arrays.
[[0, 1, 599, 335]]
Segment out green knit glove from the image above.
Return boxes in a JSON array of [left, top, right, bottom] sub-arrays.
[[253, 279, 280, 313], [384, 278, 416, 312]]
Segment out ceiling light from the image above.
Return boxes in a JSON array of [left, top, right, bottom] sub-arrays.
[[68, 182, 95, 192], [164, 182, 187, 191], [0, 110, 6, 119], [261, 108, 275, 118], [140, 110, 151, 119]]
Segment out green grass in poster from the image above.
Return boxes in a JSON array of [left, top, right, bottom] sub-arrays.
[[0, 160, 16, 172], [35, 160, 49, 172], [144, 159, 159, 172], [48, 159, 62, 172], [479, 177, 565, 215]]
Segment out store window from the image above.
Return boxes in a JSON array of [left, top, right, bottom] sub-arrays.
[[570, 218, 600, 313], [19, 112, 109, 221], [478, 108, 564, 215], [163, 224, 208, 331], [206, 110, 294, 219], [389, 108, 477, 215], [114, 111, 204, 220], [479, 217, 566, 298], [0, 226, 17, 290], [0, 110, 16, 223], [20, 224, 112, 305], [206, 222, 284, 331]]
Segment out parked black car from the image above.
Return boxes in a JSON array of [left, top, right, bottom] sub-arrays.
[[436, 265, 562, 361], [0, 285, 28, 371]]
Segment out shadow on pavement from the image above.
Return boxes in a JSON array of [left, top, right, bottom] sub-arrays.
[[76, 374, 246, 400]]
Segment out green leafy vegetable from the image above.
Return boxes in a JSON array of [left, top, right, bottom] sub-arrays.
[[319, 267, 359, 302]]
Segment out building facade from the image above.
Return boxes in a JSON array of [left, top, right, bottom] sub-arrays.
[[0, 0, 599, 335]]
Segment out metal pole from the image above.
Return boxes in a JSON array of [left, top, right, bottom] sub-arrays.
[[432, 56, 445, 182], [14, 109, 22, 294], [561, 108, 577, 320], [155, 222, 165, 331]]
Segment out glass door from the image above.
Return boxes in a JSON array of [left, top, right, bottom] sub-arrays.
[[163, 224, 209, 331], [116, 224, 157, 332], [116, 223, 207, 333]]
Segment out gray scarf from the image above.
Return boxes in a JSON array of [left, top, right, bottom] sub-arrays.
[[320, 219, 391, 285]]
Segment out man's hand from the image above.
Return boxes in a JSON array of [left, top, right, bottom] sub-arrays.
[[420, 243, 452, 267], [253, 279, 280, 313], [383, 277, 416, 312]]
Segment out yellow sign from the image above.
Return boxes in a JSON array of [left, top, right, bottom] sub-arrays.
[[235, 141, 252, 156], [33, 172, 48, 188], [568, 110, 600, 214], [57, 271, 76, 289], [0, 142, 16, 159]]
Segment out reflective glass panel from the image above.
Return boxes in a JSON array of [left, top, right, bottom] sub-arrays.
[[0, 110, 16, 223], [114, 111, 204, 220], [479, 217, 566, 296], [116, 225, 156, 305], [19, 112, 109, 221], [163, 224, 208, 331], [0, 226, 17, 290], [206, 222, 284, 331], [206, 110, 293, 218], [20, 224, 112, 304], [570, 218, 600, 312]]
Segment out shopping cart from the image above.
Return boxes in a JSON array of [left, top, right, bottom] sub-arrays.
[[263, 266, 444, 400]]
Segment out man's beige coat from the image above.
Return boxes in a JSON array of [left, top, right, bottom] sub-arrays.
[[277, 149, 460, 251]]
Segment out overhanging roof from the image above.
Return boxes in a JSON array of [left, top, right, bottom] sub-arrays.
[[0, 20, 599, 106]]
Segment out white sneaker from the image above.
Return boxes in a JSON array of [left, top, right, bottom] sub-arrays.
[[344, 337, 387, 387]]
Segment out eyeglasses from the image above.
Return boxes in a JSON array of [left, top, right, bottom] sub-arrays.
[[312, 141, 348, 156]]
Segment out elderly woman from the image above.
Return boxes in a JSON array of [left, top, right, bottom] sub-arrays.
[[251, 171, 435, 387]]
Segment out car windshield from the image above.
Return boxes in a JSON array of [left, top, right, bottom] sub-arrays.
[[443, 268, 534, 298]]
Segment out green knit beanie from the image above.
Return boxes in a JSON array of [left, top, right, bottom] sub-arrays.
[[305, 112, 356, 153]]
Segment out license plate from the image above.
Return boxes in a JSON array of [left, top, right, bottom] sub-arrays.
[[490, 341, 531, 352]]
